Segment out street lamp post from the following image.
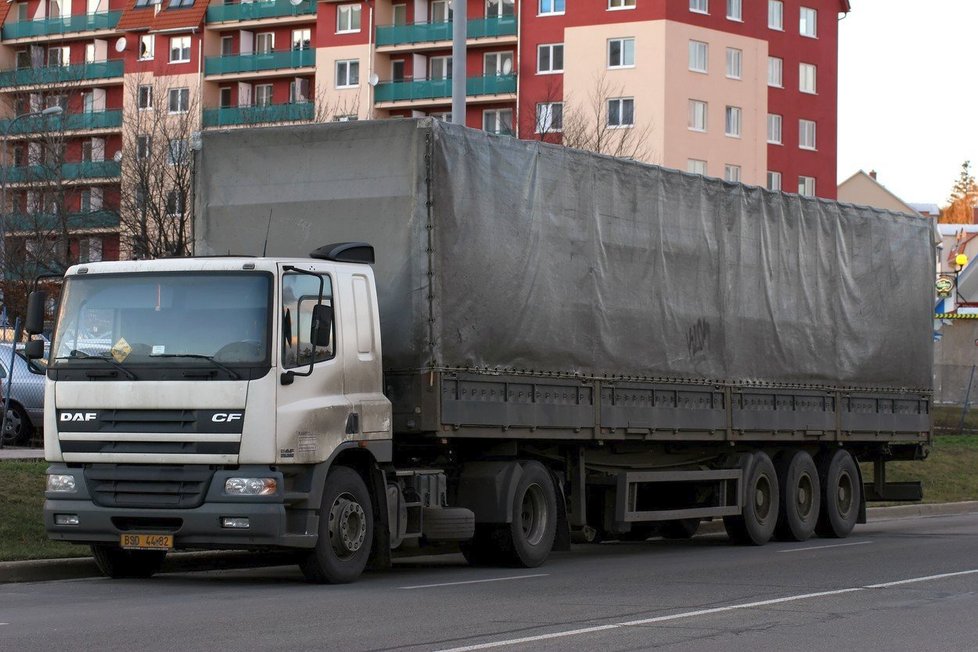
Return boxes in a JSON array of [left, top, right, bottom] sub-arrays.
[[0, 105, 64, 282]]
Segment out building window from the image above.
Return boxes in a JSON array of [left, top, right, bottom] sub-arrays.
[[290, 78, 309, 103], [486, 0, 515, 18], [724, 165, 741, 182], [430, 0, 451, 21], [689, 0, 708, 14], [688, 159, 707, 175], [168, 87, 189, 113], [136, 135, 152, 160], [166, 189, 184, 216], [78, 237, 102, 263], [726, 0, 741, 20], [484, 51, 513, 76], [607, 97, 634, 127], [48, 46, 69, 67], [536, 102, 563, 133], [292, 28, 311, 50], [169, 36, 191, 63], [609, 0, 635, 9], [337, 4, 362, 33], [139, 35, 154, 60], [767, 171, 782, 191], [767, 113, 782, 144], [608, 38, 635, 69], [768, 56, 783, 87], [799, 119, 816, 149], [539, 0, 564, 15], [168, 139, 188, 165], [726, 48, 742, 79], [800, 7, 817, 37], [768, 0, 783, 30], [537, 44, 564, 73], [137, 85, 153, 110], [724, 105, 741, 137], [483, 109, 513, 135], [798, 176, 816, 196], [688, 99, 707, 132], [336, 59, 360, 88], [256, 32, 274, 54], [335, 115, 359, 122], [255, 84, 273, 106], [219, 87, 232, 107], [392, 59, 406, 81], [799, 63, 817, 94], [430, 56, 452, 80], [688, 40, 708, 73], [16, 2, 27, 21]]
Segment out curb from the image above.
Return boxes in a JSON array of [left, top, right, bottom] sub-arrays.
[[4, 502, 978, 584]]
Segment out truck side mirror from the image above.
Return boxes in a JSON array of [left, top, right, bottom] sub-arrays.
[[25, 291, 46, 335], [311, 304, 333, 348], [24, 339, 44, 360]]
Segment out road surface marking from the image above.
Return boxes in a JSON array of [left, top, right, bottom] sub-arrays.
[[778, 540, 872, 553], [399, 574, 549, 590], [436, 568, 978, 651]]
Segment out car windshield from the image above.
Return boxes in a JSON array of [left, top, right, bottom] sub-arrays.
[[51, 272, 270, 367]]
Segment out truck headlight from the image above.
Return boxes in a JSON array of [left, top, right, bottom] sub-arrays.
[[46, 474, 77, 493], [224, 477, 277, 496]]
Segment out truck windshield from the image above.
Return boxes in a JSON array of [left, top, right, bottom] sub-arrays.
[[51, 272, 270, 368]]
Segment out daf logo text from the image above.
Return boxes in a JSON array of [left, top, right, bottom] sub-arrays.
[[60, 412, 97, 422]]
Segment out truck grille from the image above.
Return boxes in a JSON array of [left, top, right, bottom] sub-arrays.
[[85, 465, 214, 509]]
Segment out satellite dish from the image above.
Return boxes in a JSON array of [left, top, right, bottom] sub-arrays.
[[289, 0, 302, 5], [113, 151, 122, 163], [502, 59, 512, 75], [114, 36, 127, 53], [368, 73, 379, 87]]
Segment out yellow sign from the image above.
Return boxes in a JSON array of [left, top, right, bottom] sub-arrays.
[[111, 337, 132, 363]]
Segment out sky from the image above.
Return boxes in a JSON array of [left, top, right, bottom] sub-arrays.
[[837, 0, 978, 205]]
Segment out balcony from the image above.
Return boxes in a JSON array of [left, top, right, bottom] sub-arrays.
[[203, 102, 314, 127], [0, 60, 124, 89], [204, 49, 315, 76], [374, 74, 516, 104], [4, 209, 119, 232], [206, 0, 316, 24], [376, 16, 517, 48], [2, 160, 121, 184], [0, 110, 123, 136], [1, 11, 122, 40]]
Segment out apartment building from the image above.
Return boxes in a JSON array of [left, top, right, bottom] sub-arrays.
[[0, 0, 848, 265]]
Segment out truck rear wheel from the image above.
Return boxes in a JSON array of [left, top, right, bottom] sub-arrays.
[[724, 452, 779, 546], [815, 449, 860, 539], [774, 450, 820, 542], [91, 545, 166, 579], [300, 465, 373, 584]]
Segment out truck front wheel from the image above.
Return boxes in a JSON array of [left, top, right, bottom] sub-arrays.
[[300, 465, 374, 584], [91, 545, 166, 579]]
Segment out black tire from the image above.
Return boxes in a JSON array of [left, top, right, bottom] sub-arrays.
[[660, 518, 700, 540], [774, 450, 821, 542], [1, 403, 33, 447], [91, 545, 166, 579], [815, 449, 860, 539], [724, 452, 779, 546], [459, 524, 507, 566], [300, 466, 374, 584]]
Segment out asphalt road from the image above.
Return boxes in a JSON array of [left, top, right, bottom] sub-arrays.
[[3, 513, 978, 651]]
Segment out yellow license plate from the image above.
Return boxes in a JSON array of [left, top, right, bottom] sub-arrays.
[[120, 533, 173, 550]]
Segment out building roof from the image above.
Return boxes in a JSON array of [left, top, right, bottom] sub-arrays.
[[909, 203, 940, 215], [839, 0, 852, 11], [118, 0, 208, 33], [837, 170, 919, 215]]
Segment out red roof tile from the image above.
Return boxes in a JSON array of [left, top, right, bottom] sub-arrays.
[[117, 0, 208, 32]]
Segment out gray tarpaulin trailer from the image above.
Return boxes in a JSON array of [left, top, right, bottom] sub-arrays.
[[187, 118, 931, 570]]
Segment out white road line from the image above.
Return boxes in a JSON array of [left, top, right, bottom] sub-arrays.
[[778, 540, 872, 553], [436, 568, 978, 652], [399, 574, 549, 590]]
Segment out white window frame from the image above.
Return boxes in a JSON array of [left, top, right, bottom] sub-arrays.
[[169, 36, 191, 64], [137, 84, 153, 110], [139, 34, 154, 61], [254, 83, 273, 106], [799, 119, 816, 150], [430, 56, 452, 80], [767, 171, 782, 191], [168, 139, 189, 166], [689, 0, 708, 14], [608, 37, 635, 69], [538, 0, 564, 16], [768, 56, 783, 87], [724, 165, 741, 183], [336, 4, 362, 33], [798, 176, 816, 196], [609, 0, 635, 10], [726, 48, 742, 79], [255, 32, 275, 55], [607, 97, 634, 128], [535, 102, 563, 133], [136, 135, 151, 160], [689, 40, 708, 73], [166, 189, 184, 216], [688, 99, 707, 132], [799, 63, 817, 94], [688, 159, 707, 175], [726, 0, 741, 21], [800, 7, 817, 38], [724, 105, 741, 138], [537, 43, 564, 74], [336, 59, 360, 88], [767, 113, 782, 144], [168, 87, 189, 114], [483, 108, 513, 135], [768, 0, 783, 30]]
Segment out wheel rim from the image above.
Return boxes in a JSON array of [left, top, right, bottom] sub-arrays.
[[2, 410, 21, 442], [836, 471, 854, 518], [796, 472, 815, 520], [754, 475, 773, 522], [520, 483, 548, 546], [328, 492, 367, 560]]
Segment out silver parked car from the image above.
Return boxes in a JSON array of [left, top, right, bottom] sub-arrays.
[[0, 343, 45, 446]]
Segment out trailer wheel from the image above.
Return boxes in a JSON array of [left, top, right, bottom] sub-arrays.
[[505, 462, 557, 567], [815, 449, 860, 539], [300, 465, 373, 584], [91, 545, 166, 579], [724, 452, 779, 545], [660, 519, 700, 540], [774, 450, 820, 542]]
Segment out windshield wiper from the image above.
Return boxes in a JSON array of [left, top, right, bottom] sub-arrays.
[[57, 351, 138, 380], [150, 354, 241, 380]]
